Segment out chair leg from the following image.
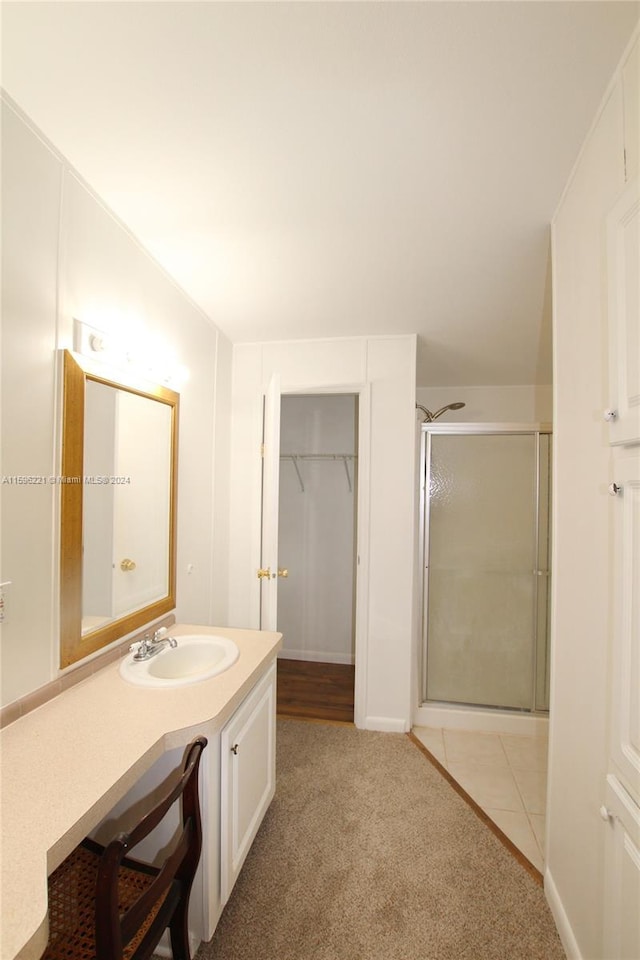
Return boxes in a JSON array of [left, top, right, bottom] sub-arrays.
[[168, 899, 191, 960]]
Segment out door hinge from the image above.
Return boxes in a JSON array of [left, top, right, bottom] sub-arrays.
[[260, 443, 265, 458]]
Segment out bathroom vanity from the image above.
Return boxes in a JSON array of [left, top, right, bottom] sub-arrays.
[[0, 623, 281, 960]]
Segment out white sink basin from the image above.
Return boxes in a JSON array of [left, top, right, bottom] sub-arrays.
[[120, 634, 239, 688]]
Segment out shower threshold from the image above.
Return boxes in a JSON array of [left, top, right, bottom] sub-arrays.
[[415, 701, 549, 737]]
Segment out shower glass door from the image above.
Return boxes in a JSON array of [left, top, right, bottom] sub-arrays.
[[423, 431, 550, 711]]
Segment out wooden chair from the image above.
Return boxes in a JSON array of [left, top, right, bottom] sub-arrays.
[[43, 736, 207, 960]]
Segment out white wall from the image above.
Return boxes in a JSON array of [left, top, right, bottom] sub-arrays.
[[228, 335, 417, 731], [278, 395, 357, 664], [0, 97, 231, 706], [547, 28, 638, 960], [416, 385, 552, 425]]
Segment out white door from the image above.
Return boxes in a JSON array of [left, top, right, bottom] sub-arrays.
[[259, 374, 281, 630], [610, 453, 640, 801], [603, 775, 640, 960], [604, 452, 640, 959], [606, 177, 640, 446]]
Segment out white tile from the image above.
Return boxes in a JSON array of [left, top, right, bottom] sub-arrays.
[[437, 727, 548, 871], [486, 808, 544, 872], [442, 729, 508, 766], [412, 726, 447, 767], [512, 767, 547, 815], [447, 760, 524, 813], [500, 733, 548, 771]]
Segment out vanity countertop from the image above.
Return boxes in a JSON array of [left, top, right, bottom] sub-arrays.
[[0, 624, 282, 960]]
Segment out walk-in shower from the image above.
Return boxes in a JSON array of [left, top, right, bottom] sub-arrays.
[[418, 423, 551, 723]]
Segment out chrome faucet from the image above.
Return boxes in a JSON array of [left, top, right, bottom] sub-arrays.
[[129, 627, 178, 661]]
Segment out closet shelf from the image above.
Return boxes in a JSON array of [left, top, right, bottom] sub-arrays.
[[280, 453, 357, 493]]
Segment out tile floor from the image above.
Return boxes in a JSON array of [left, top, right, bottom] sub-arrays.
[[412, 724, 548, 873]]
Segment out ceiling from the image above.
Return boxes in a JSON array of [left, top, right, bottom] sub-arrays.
[[2, 2, 638, 387]]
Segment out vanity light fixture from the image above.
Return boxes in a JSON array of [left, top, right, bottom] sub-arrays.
[[73, 318, 188, 388], [74, 318, 119, 364], [88, 333, 107, 353]]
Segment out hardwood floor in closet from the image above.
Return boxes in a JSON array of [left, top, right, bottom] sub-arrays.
[[276, 659, 355, 723]]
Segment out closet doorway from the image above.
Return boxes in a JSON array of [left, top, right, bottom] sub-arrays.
[[276, 394, 358, 723]]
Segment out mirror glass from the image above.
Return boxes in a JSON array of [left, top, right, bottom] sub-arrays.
[[60, 351, 178, 668], [82, 381, 173, 634]]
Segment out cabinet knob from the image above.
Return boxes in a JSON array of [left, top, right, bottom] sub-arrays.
[[599, 805, 613, 822], [604, 409, 618, 422], [609, 483, 622, 496], [231, 743, 239, 755]]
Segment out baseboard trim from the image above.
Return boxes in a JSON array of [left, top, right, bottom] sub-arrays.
[[362, 716, 409, 733], [544, 868, 583, 960], [278, 649, 355, 665]]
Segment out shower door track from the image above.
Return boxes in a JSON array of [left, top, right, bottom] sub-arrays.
[[418, 421, 552, 712]]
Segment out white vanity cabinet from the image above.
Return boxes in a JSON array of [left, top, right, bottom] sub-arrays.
[[220, 660, 276, 905], [86, 658, 278, 954]]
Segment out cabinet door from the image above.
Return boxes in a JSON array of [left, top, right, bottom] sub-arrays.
[[606, 178, 640, 446], [610, 453, 640, 802], [603, 776, 640, 960], [220, 662, 276, 905]]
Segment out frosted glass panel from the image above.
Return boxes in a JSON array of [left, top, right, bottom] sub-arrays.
[[535, 434, 551, 711], [426, 434, 537, 709]]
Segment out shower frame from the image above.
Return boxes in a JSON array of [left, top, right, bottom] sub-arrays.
[[418, 422, 552, 717]]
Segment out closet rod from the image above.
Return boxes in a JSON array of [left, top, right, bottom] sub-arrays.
[[279, 453, 357, 460], [280, 454, 357, 493]]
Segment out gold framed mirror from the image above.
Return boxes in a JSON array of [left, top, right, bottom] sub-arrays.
[[60, 350, 179, 668]]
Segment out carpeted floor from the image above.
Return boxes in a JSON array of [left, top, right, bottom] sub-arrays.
[[196, 720, 566, 960]]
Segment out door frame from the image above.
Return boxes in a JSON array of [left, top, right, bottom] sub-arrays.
[[262, 381, 370, 729]]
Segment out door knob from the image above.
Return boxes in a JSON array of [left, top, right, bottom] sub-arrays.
[[608, 483, 622, 496], [120, 559, 136, 572], [278, 568, 289, 578], [257, 568, 272, 580]]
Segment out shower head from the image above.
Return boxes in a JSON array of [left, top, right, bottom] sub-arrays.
[[416, 402, 466, 422]]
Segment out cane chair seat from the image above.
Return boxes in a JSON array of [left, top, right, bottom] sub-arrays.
[[41, 737, 207, 960]]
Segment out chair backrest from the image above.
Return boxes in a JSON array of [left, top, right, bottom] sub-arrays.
[[94, 736, 207, 960]]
